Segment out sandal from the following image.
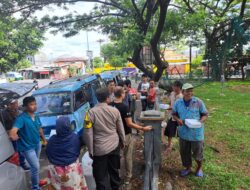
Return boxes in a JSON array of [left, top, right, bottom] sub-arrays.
[[180, 169, 191, 177], [195, 170, 204, 178]]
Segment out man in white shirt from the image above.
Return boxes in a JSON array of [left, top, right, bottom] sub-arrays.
[[137, 74, 149, 111]]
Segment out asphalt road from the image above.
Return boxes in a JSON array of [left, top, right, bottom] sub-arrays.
[[14, 79, 52, 88]]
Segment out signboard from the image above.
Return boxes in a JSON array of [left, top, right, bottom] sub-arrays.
[[86, 50, 93, 59]]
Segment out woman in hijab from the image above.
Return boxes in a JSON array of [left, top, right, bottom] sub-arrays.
[[46, 117, 88, 190]]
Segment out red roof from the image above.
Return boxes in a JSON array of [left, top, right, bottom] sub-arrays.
[[54, 57, 86, 63]]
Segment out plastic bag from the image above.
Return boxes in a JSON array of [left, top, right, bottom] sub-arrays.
[[82, 151, 96, 190], [82, 151, 93, 176]]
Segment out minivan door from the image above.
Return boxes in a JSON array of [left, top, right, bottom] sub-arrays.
[[0, 122, 14, 164], [72, 89, 90, 134]]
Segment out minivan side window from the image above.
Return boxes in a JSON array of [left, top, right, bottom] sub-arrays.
[[91, 80, 102, 93], [74, 90, 87, 110], [97, 77, 105, 87]]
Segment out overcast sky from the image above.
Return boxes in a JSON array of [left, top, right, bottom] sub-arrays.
[[35, 2, 109, 59]]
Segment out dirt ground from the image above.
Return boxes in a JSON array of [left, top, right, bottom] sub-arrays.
[[129, 136, 192, 190], [230, 85, 250, 93]]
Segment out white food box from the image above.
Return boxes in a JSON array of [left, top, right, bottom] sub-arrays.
[[159, 104, 170, 110], [185, 119, 202, 128]]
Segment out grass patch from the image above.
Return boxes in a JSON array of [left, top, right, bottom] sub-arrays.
[[136, 81, 250, 190], [186, 81, 250, 190]]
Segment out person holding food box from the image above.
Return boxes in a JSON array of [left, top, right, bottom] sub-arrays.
[[172, 83, 208, 178]]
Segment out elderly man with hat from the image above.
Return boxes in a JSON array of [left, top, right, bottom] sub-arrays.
[[172, 83, 208, 177]]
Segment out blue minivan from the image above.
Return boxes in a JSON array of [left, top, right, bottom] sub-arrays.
[[100, 70, 122, 84], [33, 74, 105, 139]]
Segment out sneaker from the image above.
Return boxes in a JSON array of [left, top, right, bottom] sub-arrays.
[[39, 179, 47, 187], [21, 165, 30, 171], [124, 177, 131, 185], [124, 181, 130, 185]]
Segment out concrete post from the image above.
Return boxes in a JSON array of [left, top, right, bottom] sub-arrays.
[[140, 110, 165, 190]]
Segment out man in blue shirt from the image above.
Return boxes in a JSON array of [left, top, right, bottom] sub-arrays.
[[173, 83, 208, 177], [9, 96, 47, 190]]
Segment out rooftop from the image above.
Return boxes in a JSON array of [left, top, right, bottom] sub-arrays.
[[54, 57, 86, 63], [33, 74, 98, 95]]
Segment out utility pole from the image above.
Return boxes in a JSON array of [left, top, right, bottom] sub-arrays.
[[86, 31, 90, 51], [97, 39, 104, 57], [188, 36, 193, 78], [86, 31, 93, 71], [189, 43, 192, 75]]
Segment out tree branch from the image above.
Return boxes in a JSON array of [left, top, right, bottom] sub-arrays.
[[152, 1, 159, 14], [182, 0, 195, 13], [169, 3, 186, 10], [142, 0, 154, 34], [48, 13, 126, 27], [131, 0, 145, 29], [131, 0, 142, 18], [215, 0, 221, 8], [150, 0, 170, 68], [239, 0, 247, 18], [141, 2, 147, 16], [5, 0, 129, 15], [220, 0, 234, 17], [196, 0, 219, 16]]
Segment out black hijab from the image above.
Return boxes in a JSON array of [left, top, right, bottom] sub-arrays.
[[46, 117, 81, 166]]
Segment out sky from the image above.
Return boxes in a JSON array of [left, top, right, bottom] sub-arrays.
[[35, 2, 109, 60]]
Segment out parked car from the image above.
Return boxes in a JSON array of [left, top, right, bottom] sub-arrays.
[[6, 72, 23, 82], [0, 122, 28, 190], [100, 70, 122, 84], [0, 75, 7, 84], [0, 83, 36, 109], [33, 74, 105, 139]]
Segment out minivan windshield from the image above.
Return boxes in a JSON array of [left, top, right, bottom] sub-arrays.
[[35, 92, 71, 116]]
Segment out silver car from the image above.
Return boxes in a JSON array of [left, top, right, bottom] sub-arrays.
[[0, 122, 27, 190]]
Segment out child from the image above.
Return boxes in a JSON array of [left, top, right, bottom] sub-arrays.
[[164, 81, 183, 150], [147, 80, 156, 110]]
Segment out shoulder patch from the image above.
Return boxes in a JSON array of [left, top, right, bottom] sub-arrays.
[[84, 112, 93, 129]]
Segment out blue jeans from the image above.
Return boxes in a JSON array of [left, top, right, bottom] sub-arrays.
[[21, 143, 41, 190]]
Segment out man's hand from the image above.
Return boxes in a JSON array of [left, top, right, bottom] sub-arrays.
[[89, 153, 93, 159], [142, 126, 153, 132], [9, 134, 19, 141], [9, 128, 19, 141], [200, 115, 208, 123], [120, 143, 125, 150], [43, 140, 48, 146], [177, 119, 184, 126]]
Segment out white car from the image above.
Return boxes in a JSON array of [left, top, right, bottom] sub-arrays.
[[0, 75, 7, 84], [0, 122, 27, 190], [6, 72, 24, 81]]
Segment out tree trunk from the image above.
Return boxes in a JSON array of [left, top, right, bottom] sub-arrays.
[[206, 38, 221, 81], [241, 65, 245, 80]]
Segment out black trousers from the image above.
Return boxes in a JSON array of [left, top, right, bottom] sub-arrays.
[[147, 102, 155, 110], [141, 99, 148, 111], [93, 147, 121, 190], [179, 138, 204, 168]]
